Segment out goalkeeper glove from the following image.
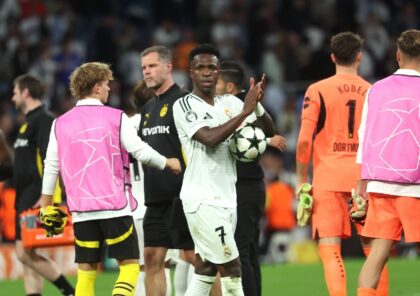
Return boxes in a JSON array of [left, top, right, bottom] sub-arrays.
[[38, 206, 68, 237], [296, 183, 313, 227], [348, 189, 368, 225]]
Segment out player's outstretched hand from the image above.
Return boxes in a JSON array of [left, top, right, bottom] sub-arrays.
[[166, 158, 181, 175], [268, 135, 287, 152], [257, 73, 266, 101], [243, 74, 266, 116]]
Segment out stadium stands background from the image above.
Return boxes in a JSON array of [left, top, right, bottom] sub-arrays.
[[0, 0, 419, 259]]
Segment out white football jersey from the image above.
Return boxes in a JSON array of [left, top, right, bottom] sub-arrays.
[[173, 93, 256, 212]]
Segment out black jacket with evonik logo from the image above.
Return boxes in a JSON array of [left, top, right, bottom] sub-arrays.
[[140, 84, 188, 205]]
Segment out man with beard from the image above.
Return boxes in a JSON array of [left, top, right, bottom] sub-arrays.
[[140, 46, 195, 296], [11, 74, 75, 296]]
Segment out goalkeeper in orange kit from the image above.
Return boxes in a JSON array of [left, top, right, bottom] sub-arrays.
[[295, 32, 389, 296]]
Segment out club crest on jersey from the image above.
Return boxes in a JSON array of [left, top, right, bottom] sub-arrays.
[[224, 109, 232, 118], [224, 245, 232, 258], [143, 113, 150, 126], [185, 110, 198, 122], [160, 104, 168, 117], [19, 123, 28, 134]]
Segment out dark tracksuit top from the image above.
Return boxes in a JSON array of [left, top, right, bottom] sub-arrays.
[[13, 105, 54, 212], [140, 84, 188, 206]]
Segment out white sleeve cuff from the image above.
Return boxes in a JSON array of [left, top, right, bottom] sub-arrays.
[[254, 103, 265, 117]]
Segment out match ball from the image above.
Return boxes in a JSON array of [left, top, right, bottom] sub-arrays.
[[229, 124, 267, 162]]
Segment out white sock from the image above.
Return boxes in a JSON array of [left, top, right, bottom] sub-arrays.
[[165, 267, 172, 296], [221, 277, 244, 296], [185, 274, 216, 296], [174, 259, 190, 295], [134, 271, 145, 296]]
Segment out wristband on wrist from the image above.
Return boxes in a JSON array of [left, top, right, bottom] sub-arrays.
[[255, 102, 265, 117]]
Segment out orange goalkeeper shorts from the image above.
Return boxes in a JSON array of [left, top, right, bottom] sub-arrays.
[[312, 188, 362, 239], [362, 193, 420, 242]]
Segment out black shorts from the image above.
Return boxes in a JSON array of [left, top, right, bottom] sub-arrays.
[[143, 198, 193, 250], [235, 180, 266, 252], [73, 216, 139, 263]]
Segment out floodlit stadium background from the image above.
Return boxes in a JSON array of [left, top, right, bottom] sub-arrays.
[[0, 0, 419, 294]]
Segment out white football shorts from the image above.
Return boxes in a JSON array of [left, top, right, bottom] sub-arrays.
[[185, 203, 238, 264]]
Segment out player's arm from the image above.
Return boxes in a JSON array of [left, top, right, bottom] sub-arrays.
[[356, 89, 370, 165], [296, 119, 315, 186], [38, 193, 53, 208], [121, 114, 181, 174], [239, 74, 275, 136], [295, 87, 320, 189], [38, 120, 59, 208], [193, 77, 264, 148], [253, 108, 275, 137], [356, 178, 367, 197], [296, 128, 312, 185], [353, 89, 370, 208], [252, 74, 275, 136], [295, 115, 317, 226], [193, 112, 249, 148]]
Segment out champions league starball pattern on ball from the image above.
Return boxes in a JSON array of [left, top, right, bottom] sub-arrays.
[[229, 124, 267, 162]]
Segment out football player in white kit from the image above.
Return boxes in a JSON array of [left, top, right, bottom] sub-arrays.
[[173, 44, 275, 296]]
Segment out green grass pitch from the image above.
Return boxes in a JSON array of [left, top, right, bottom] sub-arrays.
[[1, 258, 419, 295]]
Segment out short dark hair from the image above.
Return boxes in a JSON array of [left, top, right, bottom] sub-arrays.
[[330, 32, 363, 65], [188, 44, 220, 65], [140, 45, 172, 63], [13, 74, 45, 100], [397, 29, 420, 58], [220, 61, 245, 88]]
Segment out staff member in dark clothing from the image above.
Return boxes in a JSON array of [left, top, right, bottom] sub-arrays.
[[215, 62, 286, 296], [140, 45, 195, 296], [11, 74, 74, 296]]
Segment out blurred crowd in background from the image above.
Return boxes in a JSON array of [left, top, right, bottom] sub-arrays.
[[0, 0, 419, 259]]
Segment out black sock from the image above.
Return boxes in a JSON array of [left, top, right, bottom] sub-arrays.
[[52, 274, 75, 296], [27, 294, 41, 296]]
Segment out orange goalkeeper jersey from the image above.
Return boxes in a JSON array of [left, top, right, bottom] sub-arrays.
[[299, 73, 371, 192]]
